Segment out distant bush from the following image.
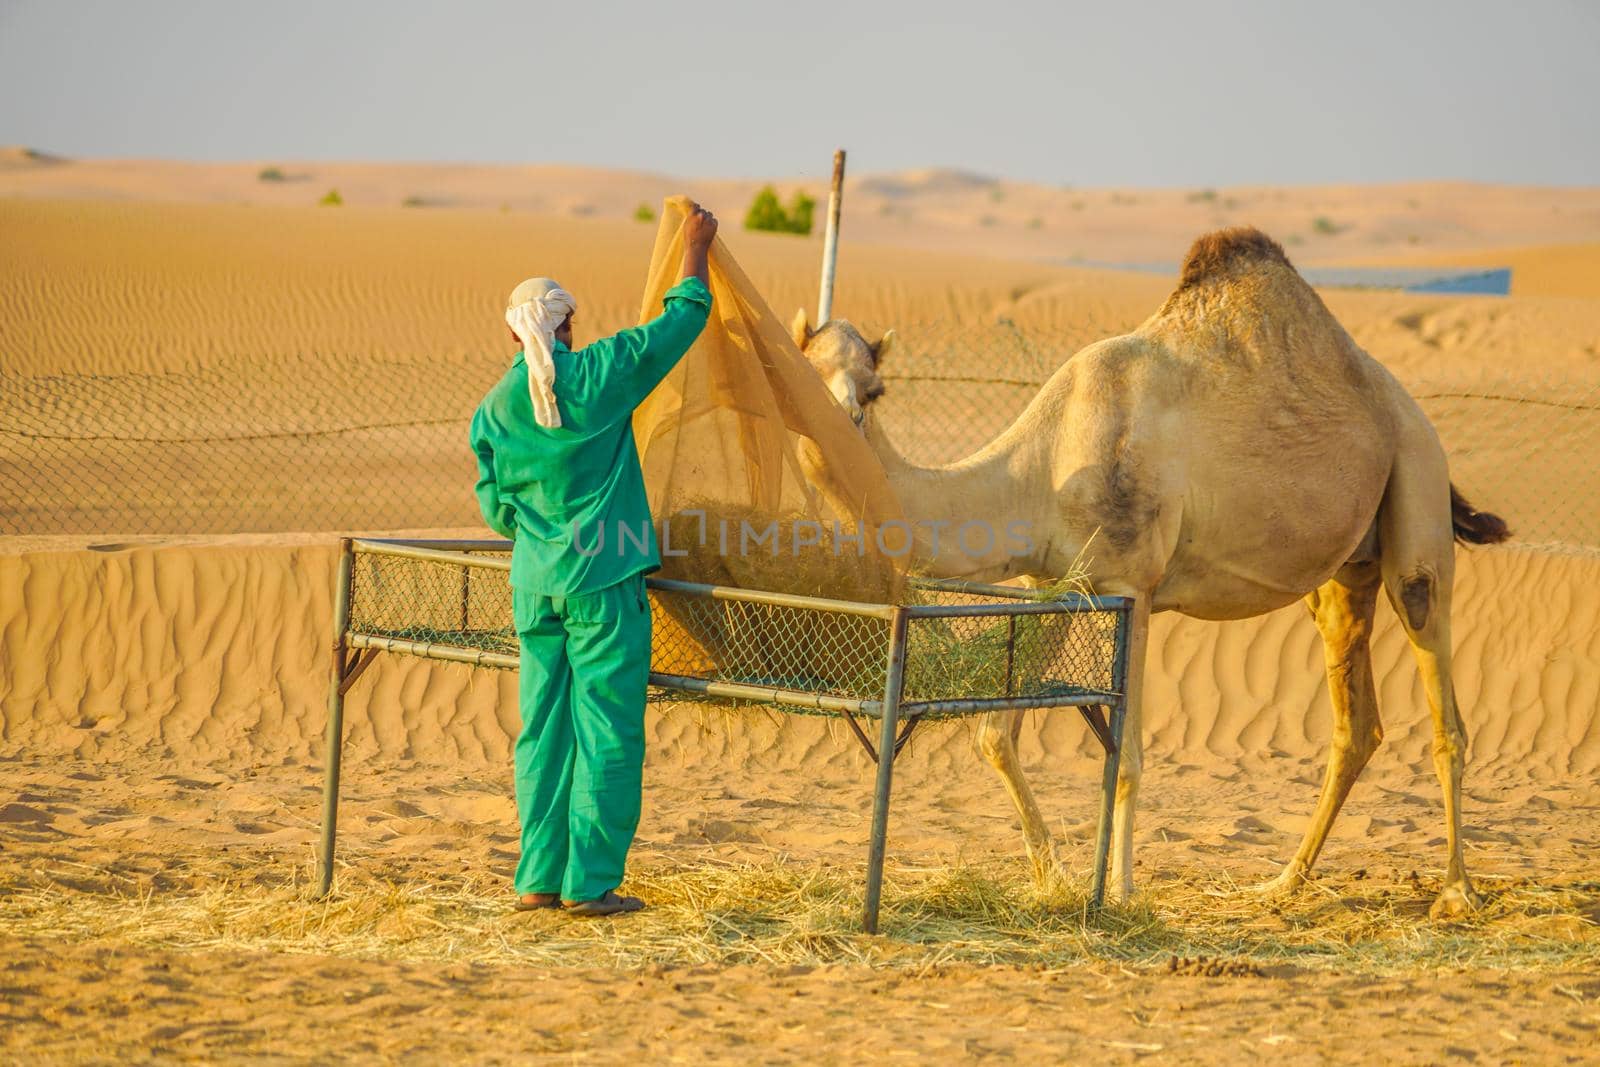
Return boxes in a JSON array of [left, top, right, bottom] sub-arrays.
[[1187, 188, 1217, 203], [634, 202, 656, 223], [320, 188, 343, 207], [401, 196, 426, 208], [1027, 216, 1043, 230], [786, 191, 816, 234], [258, 166, 286, 182], [989, 187, 1005, 203], [744, 185, 816, 235], [1311, 215, 1344, 235]]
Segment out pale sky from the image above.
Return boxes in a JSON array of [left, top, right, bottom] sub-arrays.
[[1, 0, 1596, 187]]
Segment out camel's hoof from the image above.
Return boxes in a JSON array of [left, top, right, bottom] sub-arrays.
[[1025, 847, 1067, 888], [1428, 882, 1483, 921], [1248, 868, 1307, 900]]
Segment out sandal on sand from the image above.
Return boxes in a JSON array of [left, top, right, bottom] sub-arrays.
[[563, 890, 646, 917], [514, 894, 562, 912]]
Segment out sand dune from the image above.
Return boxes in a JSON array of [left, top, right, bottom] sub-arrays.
[[3, 182, 1598, 1060], [3, 537, 1594, 781], [6, 150, 1600, 267]]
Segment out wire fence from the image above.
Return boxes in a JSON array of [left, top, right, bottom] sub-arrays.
[[3, 327, 1597, 552], [868, 325, 1600, 553]]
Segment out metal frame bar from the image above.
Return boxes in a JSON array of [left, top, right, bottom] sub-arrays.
[[901, 691, 1118, 717], [902, 598, 1125, 619], [646, 671, 874, 716], [316, 539, 1136, 930], [317, 537, 356, 898], [862, 606, 908, 933], [1089, 600, 1133, 909], [348, 632, 520, 671], [907, 574, 1129, 613]]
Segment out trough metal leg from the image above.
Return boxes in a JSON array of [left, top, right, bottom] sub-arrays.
[[317, 539, 355, 898], [862, 608, 909, 934], [1089, 699, 1124, 910]]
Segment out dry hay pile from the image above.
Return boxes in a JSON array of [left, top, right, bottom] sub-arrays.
[[5, 857, 1595, 976]]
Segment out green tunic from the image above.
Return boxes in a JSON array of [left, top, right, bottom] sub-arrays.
[[470, 276, 712, 594]]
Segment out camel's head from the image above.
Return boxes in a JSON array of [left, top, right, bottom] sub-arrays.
[[789, 309, 895, 427]]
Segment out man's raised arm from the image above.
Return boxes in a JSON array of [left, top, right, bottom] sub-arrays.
[[591, 204, 719, 410]]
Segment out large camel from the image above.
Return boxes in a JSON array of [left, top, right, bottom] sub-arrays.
[[790, 228, 1509, 918]]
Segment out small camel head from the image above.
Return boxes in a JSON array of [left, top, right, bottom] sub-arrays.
[[790, 309, 895, 427]]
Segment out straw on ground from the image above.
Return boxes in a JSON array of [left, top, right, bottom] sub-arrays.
[[4, 858, 1595, 975]]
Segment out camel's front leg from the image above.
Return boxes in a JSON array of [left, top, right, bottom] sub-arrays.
[[1108, 595, 1150, 903], [976, 709, 1061, 881]]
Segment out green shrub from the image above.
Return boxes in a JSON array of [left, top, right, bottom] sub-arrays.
[[1026, 216, 1043, 230], [320, 188, 343, 207], [1312, 216, 1343, 235], [1187, 188, 1217, 203], [743, 185, 815, 235], [634, 202, 656, 223], [784, 190, 815, 235], [258, 166, 286, 182], [401, 195, 426, 208]]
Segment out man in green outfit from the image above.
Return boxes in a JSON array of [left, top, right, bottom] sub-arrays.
[[470, 204, 718, 916]]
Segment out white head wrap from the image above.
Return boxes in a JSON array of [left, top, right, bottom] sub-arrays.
[[505, 277, 578, 429]]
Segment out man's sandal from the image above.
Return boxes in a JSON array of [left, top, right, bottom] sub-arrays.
[[563, 890, 646, 917], [514, 894, 562, 912]]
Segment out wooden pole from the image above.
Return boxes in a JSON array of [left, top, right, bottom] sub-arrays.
[[817, 149, 846, 324]]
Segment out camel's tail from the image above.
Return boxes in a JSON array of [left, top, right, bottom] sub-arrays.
[[1451, 483, 1511, 545]]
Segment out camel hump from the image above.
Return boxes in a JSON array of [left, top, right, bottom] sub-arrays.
[[1176, 227, 1295, 291]]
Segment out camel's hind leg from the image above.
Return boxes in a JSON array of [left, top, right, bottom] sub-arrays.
[[976, 710, 1061, 881], [1258, 561, 1384, 897], [1379, 453, 1482, 919]]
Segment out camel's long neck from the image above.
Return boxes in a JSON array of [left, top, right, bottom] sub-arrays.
[[865, 413, 1046, 581]]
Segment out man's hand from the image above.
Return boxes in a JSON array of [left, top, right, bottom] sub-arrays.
[[680, 203, 717, 288], [684, 203, 718, 250]]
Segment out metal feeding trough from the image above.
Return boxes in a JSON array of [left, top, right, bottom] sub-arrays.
[[317, 537, 1133, 932]]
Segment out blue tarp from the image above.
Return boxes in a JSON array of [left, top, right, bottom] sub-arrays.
[[1068, 261, 1512, 296]]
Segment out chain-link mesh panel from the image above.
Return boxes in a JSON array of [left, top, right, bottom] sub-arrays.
[[901, 587, 1119, 707], [649, 586, 889, 702], [349, 547, 516, 658]]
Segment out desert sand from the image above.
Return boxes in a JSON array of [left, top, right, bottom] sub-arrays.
[[2, 158, 1599, 1063]]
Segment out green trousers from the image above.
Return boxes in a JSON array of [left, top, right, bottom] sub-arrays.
[[512, 571, 652, 901]]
